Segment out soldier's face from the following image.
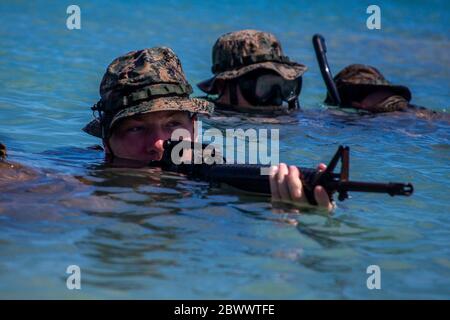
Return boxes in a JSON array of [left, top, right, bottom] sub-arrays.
[[350, 89, 396, 111], [106, 111, 195, 162], [216, 74, 300, 109], [217, 82, 253, 107]]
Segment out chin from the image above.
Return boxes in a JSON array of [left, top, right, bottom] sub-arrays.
[[143, 154, 163, 162]]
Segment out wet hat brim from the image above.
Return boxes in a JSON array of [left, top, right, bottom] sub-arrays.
[[325, 83, 412, 105], [197, 61, 307, 94], [83, 96, 213, 138], [341, 83, 411, 101]]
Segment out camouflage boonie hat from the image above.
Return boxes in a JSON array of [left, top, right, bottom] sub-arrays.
[[197, 29, 307, 94], [83, 47, 213, 138], [325, 64, 411, 105]]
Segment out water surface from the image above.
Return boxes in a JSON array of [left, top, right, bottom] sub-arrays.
[[0, 0, 449, 299]]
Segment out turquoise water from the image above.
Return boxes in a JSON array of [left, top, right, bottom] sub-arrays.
[[0, 0, 449, 299]]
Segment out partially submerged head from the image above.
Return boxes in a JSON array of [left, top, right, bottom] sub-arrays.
[[0, 143, 6, 161], [0, 142, 39, 185], [197, 29, 307, 113], [83, 47, 213, 163], [326, 64, 412, 113]]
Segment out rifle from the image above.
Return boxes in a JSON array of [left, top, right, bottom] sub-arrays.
[[312, 34, 342, 106], [149, 140, 413, 205]]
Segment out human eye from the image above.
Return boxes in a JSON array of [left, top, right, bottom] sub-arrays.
[[165, 120, 183, 128], [126, 126, 145, 133]]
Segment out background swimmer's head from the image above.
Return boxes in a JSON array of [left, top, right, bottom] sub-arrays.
[[197, 29, 306, 112], [325, 64, 411, 113], [0, 143, 7, 161]]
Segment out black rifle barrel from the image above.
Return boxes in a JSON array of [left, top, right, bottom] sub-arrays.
[[329, 181, 414, 196]]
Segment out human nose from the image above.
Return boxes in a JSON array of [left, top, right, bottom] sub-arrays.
[[145, 129, 166, 154], [153, 139, 164, 152]]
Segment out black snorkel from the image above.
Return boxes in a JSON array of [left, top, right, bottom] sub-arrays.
[[312, 34, 341, 106]]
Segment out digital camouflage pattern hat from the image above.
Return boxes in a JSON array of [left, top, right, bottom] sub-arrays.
[[83, 47, 213, 138], [197, 29, 307, 94], [325, 64, 412, 105]]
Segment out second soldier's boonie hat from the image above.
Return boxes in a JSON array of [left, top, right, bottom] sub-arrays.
[[325, 64, 412, 104], [83, 47, 213, 138], [197, 29, 307, 94]]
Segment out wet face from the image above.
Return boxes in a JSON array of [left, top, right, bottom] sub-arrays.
[[215, 80, 252, 107], [106, 111, 195, 162], [215, 72, 300, 110], [350, 88, 397, 111]]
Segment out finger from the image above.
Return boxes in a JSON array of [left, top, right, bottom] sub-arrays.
[[276, 163, 291, 200], [317, 163, 327, 172], [314, 185, 333, 211], [269, 165, 280, 200], [287, 165, 303, 201]]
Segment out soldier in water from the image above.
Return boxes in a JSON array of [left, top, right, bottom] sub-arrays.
[[197, 29, 307, 115], [324, 64, 448, 120], [82, 47, 333, 211]]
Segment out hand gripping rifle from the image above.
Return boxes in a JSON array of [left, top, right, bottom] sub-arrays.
[[149, 140, 413, 205]]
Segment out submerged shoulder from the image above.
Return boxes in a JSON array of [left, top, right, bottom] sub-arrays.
[[0, 143, 39, 184], [408, 104, 450, 122]]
